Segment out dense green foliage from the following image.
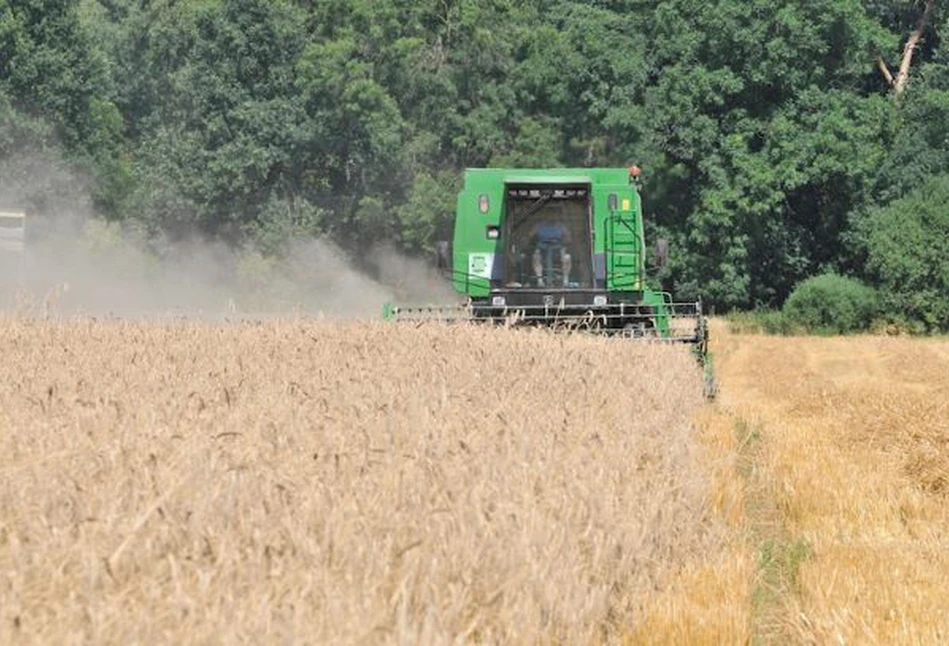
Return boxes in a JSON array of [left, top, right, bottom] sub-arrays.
[[0, 0, 947, 328], [783, 273, 879, 334], [855, 174, 949, 331]]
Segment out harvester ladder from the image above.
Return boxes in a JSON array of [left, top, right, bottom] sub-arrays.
[[606, 210, 642, 291]]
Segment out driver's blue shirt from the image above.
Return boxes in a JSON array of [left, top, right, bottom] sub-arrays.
[[537, 224, 566, 247]]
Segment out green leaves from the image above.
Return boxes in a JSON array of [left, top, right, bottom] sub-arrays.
[[0, 0, 945, 328], [640, 0, 914, 311], [395, 171, 459, 253], [783, 273, 879, 334], [855, 174, 949, 330]]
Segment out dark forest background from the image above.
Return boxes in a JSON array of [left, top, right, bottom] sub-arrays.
[[1, 0, 947, 328]]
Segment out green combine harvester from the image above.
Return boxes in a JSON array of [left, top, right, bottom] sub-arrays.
[[384, 167, 711, 386]]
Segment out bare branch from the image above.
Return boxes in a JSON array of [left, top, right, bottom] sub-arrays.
[[877, 55, 896, 87], [894, 0, 936, 97]]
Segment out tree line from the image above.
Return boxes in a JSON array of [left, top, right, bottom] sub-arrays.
[[0, 0, 946, 329]]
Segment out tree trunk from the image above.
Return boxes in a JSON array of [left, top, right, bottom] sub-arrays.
[[878, 0, 936, 99]]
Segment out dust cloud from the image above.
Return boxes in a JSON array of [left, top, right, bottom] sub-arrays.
[[0, 217, 457, 319], [0, 225, 458, 318], [0, 148, 457, 318]]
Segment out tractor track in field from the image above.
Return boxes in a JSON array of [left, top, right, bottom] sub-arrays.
[[711, 327, 805, 644], [733, 414, 808, 646]]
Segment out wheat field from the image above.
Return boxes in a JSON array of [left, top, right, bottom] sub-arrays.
[[713, 324, 949, 643], [0, 318, 728, 644], [16, 316, 942, 644]]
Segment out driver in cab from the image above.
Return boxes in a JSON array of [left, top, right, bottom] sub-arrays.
[[531, 220, 572, 288]]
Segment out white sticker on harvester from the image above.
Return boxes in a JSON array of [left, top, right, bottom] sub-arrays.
[[468, 253, 495, 279]]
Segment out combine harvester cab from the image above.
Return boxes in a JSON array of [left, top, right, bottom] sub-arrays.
[[385, 167, 712, 389]]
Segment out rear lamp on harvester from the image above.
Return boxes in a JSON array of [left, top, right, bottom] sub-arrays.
[[593, 295, 608, 306], [492, 296, 506, 307]]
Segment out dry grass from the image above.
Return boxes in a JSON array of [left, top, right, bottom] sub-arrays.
[[0, 318, 722, 644], [714, 322, 949, 643]]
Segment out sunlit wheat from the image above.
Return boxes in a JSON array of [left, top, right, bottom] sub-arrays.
[[0, 318, 717, 644]]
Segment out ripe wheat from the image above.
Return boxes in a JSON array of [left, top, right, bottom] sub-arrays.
[[0, 319, 716, 644]]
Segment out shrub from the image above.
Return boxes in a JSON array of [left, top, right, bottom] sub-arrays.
[[782, 273, 879, 334]]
